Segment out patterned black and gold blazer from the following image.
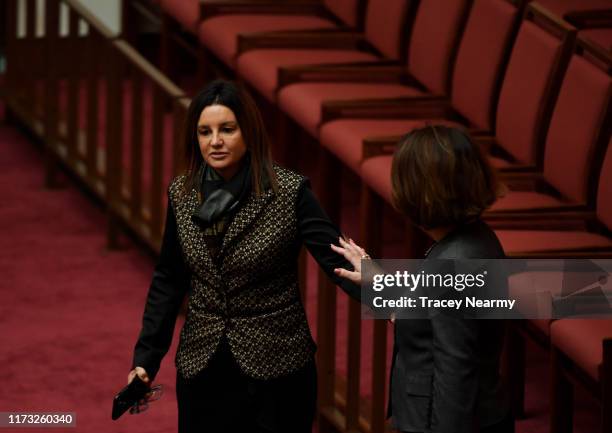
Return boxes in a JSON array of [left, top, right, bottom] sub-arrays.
[[171, 165, 314, 380]]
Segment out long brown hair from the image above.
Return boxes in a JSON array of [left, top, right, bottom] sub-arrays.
[[391, 125, 500, 229], [181, 79, 278, 196]]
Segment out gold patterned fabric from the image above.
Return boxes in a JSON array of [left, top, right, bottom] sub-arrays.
[[169, 166, 316, 380]]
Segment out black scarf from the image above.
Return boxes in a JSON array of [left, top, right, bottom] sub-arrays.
[[191, 154, 252, 232]]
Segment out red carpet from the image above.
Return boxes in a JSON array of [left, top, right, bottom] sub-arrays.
[[0, 124, 181, 432], [0, 117, 599, 432]]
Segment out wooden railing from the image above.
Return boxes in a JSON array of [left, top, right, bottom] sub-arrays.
[[4, 0, 189, 251], [3, 1, 394, 432]]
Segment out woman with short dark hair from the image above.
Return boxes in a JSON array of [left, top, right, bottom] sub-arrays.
[[391, 125, 499, 230], [333, 125, 513, 433], [127, 79, 359, 433]]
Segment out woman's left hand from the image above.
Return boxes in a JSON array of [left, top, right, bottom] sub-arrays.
[[330, 237, 369, 285]]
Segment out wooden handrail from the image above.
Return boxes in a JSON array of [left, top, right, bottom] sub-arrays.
[[112, 39, 184, 99], [4, 0, 190, 251]]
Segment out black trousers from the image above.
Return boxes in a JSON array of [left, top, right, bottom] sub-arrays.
[[176, 339, 317, 433]]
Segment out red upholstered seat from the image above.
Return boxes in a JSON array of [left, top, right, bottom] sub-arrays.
[[581, 28, 612, 52], [359, 155, 394, 203], [551, 319, 612, 380], [278, 83, 425, 137], [493, 136, 612, 255], [495, 19, 570, 166], [398, 0, 471, 97], [236, 0, 409, 101], [198, 15, 337, 68], [276, 0, 477, 137], [236, 49, 379, 102], [486, 40, 612, 215], [540, 53, 611, 204], [317, 0, 521, 178], [321, 119, 458, 173], [160, 0, 199, 32], [449, 0, 519, 130], [339, 2, 575, 202]]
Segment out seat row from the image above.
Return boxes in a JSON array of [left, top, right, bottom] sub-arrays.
[[125, 1, 612, 432]]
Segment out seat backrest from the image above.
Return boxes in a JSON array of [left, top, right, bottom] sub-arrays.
[[406, 0, 471, 96], [363, 0, 412, 59], [324, 0, 361, 27], [597, 138, 612, 232], [494, 3, 576, 165], [450, 0, 523, 131], [543, 39, 612, 205]]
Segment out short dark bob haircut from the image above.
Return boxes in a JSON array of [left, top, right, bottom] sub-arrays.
[[391, 125, 500, 230], [181, 79, 278, 196]]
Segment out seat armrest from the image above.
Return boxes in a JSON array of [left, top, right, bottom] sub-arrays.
[[564, 9, 612, 29], [321, 95, 453, 123], [201, 0, 323, 19], [237, 30, 365, 55], [277, 62, 410, 88], [486, 210, 594, 231], [361, 136, 403, 159], [496, 170, 545, 191], [475, 135, 541, 173]]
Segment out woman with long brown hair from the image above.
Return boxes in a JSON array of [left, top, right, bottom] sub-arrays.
[[333, 125, 513, 433], [127, 79, 359, 433]]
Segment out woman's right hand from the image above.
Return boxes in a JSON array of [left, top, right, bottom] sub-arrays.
[[331, 237, 369, 285], [127, 366, 150, 385]]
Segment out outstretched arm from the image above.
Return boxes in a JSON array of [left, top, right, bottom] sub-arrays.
[[296, 181, 361, 301]]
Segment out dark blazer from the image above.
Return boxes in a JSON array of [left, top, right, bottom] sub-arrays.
[[390, 219, 510, 433], [132, 165, 360, 382]]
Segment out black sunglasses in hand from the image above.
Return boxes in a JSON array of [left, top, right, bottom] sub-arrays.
[[112, 375, 164, 420]]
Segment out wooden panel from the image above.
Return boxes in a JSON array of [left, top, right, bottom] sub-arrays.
[[5, 0, 18, 97], [360, 185, 387, 433], [173, 97, 190, 177], [345, 299, 362, 432], [130, 73, 144, 220], [43, 0, 60, 187], [370, 320, 388, 433], [105, 43, 123, 247], [66, 8, 80, 164], [150, 84, 165, 242], [23, 0, 37, 112], [85, 31, 100, 180]]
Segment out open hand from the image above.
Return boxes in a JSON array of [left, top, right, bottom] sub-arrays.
[[330, 237, 370, 285]]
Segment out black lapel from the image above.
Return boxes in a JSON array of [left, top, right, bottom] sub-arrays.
[[184, 189, 217, 274], [220, 188, 275, 254]]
